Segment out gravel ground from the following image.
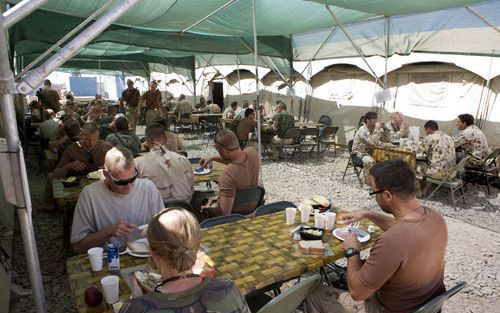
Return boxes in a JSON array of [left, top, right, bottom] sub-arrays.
[[9, 137, 500, 313]]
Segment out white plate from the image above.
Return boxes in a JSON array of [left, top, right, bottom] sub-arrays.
[[193, 167, 211, 175], [333, 227, 371, 243], [126, 238, 150, 258]]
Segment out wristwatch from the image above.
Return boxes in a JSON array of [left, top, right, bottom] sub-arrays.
[[344, 247, 360, 259]]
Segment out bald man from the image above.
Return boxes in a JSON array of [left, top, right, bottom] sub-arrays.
[[199, 130, 260, 217]]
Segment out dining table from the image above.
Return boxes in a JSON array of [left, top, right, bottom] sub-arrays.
[[372, 144, 416, 168], [66, 210, 382, 313]]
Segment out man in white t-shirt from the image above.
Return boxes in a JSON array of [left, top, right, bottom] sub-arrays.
[[71, 147, 164, 253]]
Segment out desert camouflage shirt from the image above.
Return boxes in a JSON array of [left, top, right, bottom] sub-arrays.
[[413, 131, 456, 179], [272, 111, 295, 138], [453, 125, 489, 167], [385, 122, 408, 141], [352, 124, 385, 156]]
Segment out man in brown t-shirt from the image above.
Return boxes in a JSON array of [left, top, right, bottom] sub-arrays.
[[40, 79, 61, 112], [120, 79, 141, 131], [307, 160, 448, 313], [199, 130, 260, 216], [53, 122, 113, 178], [140, 81, 163, 125], [236, 108, 257, 149]]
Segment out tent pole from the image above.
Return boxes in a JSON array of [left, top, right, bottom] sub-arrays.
[[236, 55, 242, 103], [325, 5, 384, 88], [16, 0, 140, 95], [196, 55, 214, 84], [98, 60, 102, 97], [251, 0, 262, 183], [3, 0, 48, 29], [465, 5, 500, 34], [289, 39, 294, 113], [0, 14, 47, 313], [382, 16, 390, 118], [15, 0, 115, 79], [181, 0, 238, 33], [192, 56, 196, 106]]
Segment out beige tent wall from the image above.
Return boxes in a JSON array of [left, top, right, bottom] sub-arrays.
[[483, 76, 500, 148]]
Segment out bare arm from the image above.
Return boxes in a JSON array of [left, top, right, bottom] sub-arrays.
[[72, 221, 136, 253], [200, 156, 229, 166], [343, 233, 377, 300], [48, 134, 68, 150], [204, 196, 234, 217], [53, 160, 86, 179], [340, 210, 395, 231]]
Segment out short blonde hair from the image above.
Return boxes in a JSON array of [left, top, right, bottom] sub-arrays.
[[147, 208, 201, 273], [105, 147, 134, 172]]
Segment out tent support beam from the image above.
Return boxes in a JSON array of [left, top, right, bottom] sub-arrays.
[[252, 0, 262, 183], [294, 26, 337, 88], [198, 55, 241, 93], [181, 0, 238, 34], [465, 5, 500, 34], [160, 58, 194, 95], [236, 55, 242, 102], [0, 13, 47, 313], [325, 5, 385, 88], [16, 0, 115, 79], [3, 0, 48, 29], [16, 0, 140, 95]]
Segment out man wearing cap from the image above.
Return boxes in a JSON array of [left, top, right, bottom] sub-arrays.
[[120, 79, 141, 131], [140, 81, 163, 126], [71, 147, 164, 253], [199, 130, 260, 217]]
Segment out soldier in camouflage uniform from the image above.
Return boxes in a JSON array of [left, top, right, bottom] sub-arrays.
[[385, 111, 409, 141], [412, 120, 456, 180], [352, 111, 386, 184], [270, 102, 295, 160], [453, 113, 489, 168]]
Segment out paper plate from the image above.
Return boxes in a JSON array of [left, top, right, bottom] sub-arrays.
[[333, 227, 370, 243], [193, 167, 212, 175]]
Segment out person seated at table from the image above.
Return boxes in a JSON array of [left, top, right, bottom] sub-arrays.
[[385, 111, 408, 141], [412, 120, 456, 181], [48, 117, 81, 160], [106, 116, 141, 157], [71, 147, 164, 253], [123, 207, 251, 313], [223, 101, 238, 119], [194, 96, 207, 111], [352, 111, 387, 184], [151, 117, 183, 152], [135, 123, 194, 202], [234, 100, 250, 121], [53, 122, 113, 178], [270, 102, 295, 160], [164, 95, 176, 112], [174, 94, 193, 117], [236, 108, 257, 149], [83, 103, 104, 124], [199, 130, 260, 217], [202, 100, 222, 113], [453, 113, 489, 168], [39, 109, 60, 150], [62, 103, 84, 126], [307, 160, 448, 313]]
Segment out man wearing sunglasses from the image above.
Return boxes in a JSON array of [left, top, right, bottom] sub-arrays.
[[70, 147, 164, 253], [307, 160, 447, 313], [199, 130, 260, 217]]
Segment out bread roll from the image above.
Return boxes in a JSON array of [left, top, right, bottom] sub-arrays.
[[312, 195, 329, 207]]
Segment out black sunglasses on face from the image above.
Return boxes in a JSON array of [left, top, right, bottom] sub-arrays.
[[108, 169, 138, 186], [369, 189, 385, 196]]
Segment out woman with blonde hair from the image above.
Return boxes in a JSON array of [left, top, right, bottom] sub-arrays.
[[121, 208, 250, 313]]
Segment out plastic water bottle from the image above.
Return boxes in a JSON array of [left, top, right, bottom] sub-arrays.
[[107, 242, 120, 271], [208, 160, 213, 170]]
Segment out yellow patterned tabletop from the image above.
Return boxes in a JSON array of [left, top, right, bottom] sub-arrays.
[[372, 145, 416, 168], [66, 211, 381, 313]]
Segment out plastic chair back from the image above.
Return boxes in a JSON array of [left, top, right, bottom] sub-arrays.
[[256, 274, 321, 313], [319, 126, 339, 139], [254, 201, 296, 217], [282, 128, 302, 143], [413, 282, 466, 313], [163, 200, 193, 212], [318, 115, 332, 127], [233, 185, 266, 215], [200, 214, 246, 228]]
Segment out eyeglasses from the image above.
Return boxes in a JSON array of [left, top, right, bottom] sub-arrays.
[[108, 168, 138, 186], [369, 189, 385, 196]]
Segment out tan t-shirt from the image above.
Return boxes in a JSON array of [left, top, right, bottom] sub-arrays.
[[56, 140, 113, 177], [142, 90, 162, 110], [358, 207, 447, 312], [236, 118, 257, 141], [218, 147, 260, 215]]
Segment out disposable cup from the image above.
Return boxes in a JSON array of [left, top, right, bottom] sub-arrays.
[[285, 207, 297, 225], [87, 247, 103, 272], [314, 213, 326, 229], [368, 225, 376, 233], [325, 212, 337, 230], [101, 275, 120, 304], [299, 205, 312, 223]]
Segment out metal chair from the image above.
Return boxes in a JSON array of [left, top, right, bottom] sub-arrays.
[[280, 127, 302, 161], [254, 201, 296, 217], [163, 200, 194, 212], [200, 214, 246, 228], [464, 147, 500, 195], [318, 126, 339, 156], [424, 156, 470, 207], [413, 282, 466, 313], [233, 185, 266, 215], [176, 112, 193, 137], [342, 139, 363, 186], [256, 274, 321, 313], [318, 115, 332, 127], [299, 127, 319, 159]]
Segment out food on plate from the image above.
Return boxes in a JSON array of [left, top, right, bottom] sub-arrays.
[[134, 270, 162, 292], [303, 198, 317, 206], [302, 228, 323, 236], [87, 170, 105, 180], [193, 250, 217, 278], [127, 241, 150, 255], [298, 240, 325, 255], [84, 286, 103, 306], [312, 195, 329, 207], [63, 176, 77, 183]]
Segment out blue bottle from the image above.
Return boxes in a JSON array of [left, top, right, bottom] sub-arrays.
[[107, 242, 120, 271]]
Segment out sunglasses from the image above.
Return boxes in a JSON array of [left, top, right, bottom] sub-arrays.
[[108, 168, 138, 186], [369, 189, 385, 196]]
